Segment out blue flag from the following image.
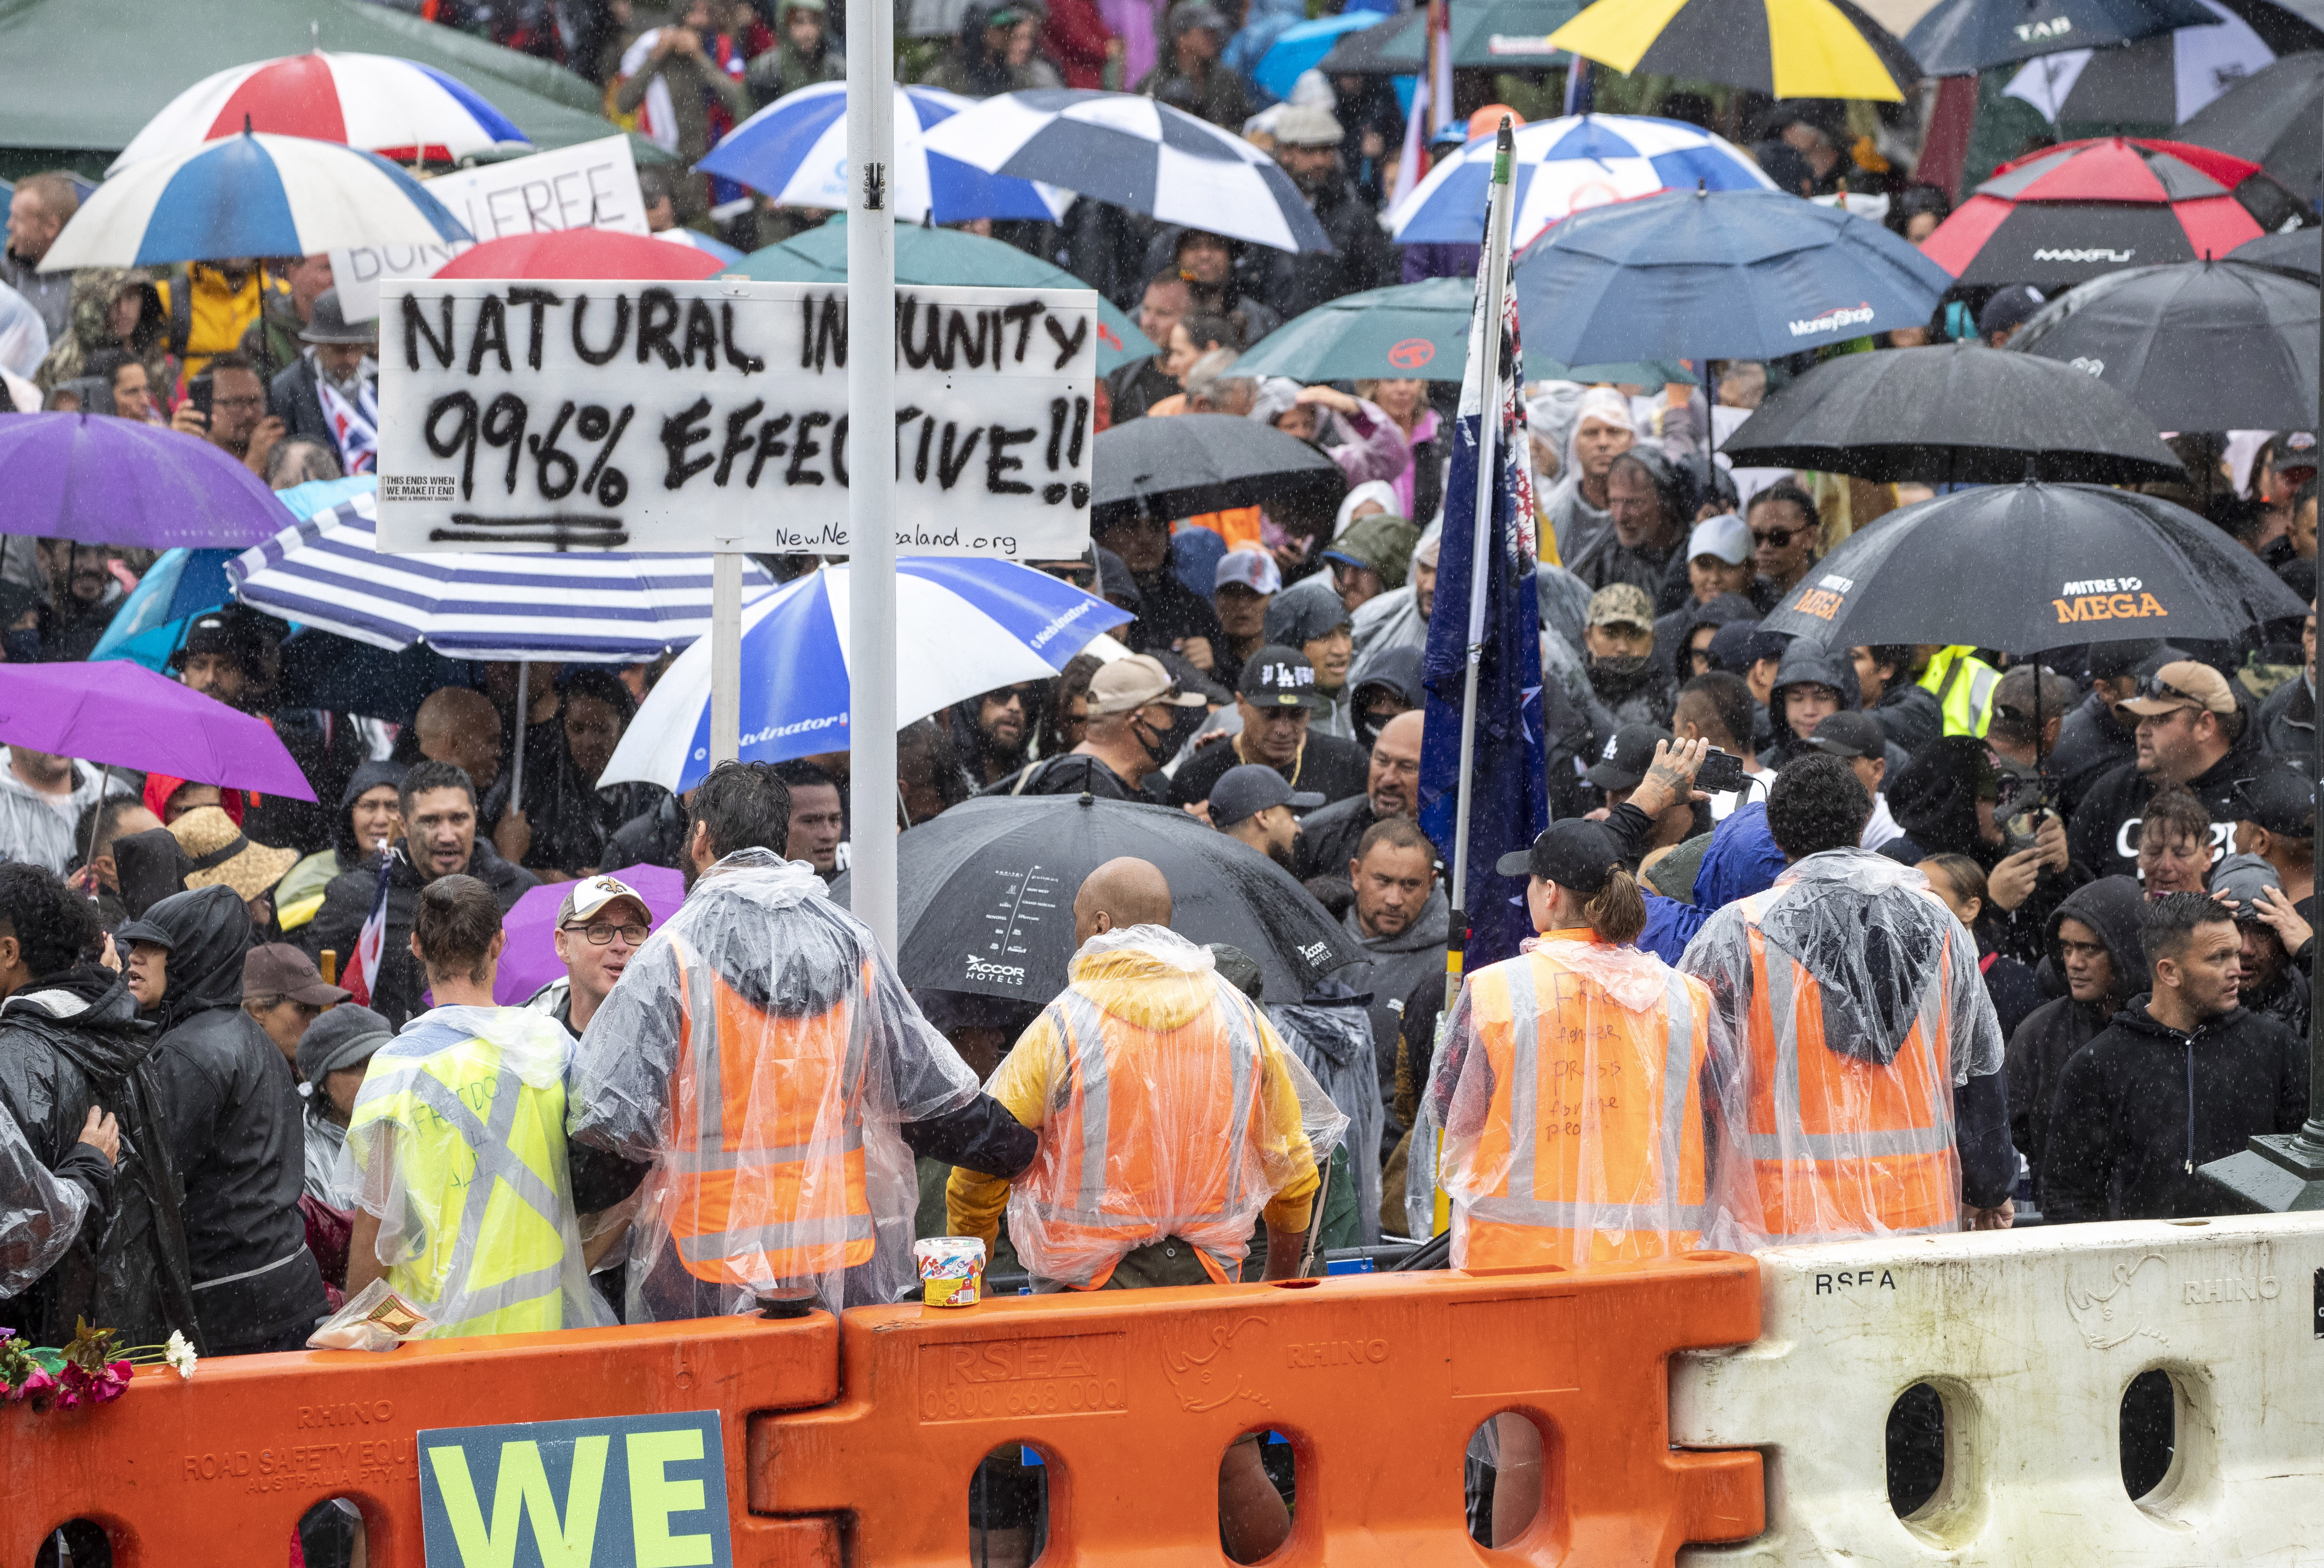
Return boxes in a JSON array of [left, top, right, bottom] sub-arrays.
[[1418, 243, 1548, 973]]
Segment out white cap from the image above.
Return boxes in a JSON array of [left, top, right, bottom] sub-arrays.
[[558, 873, 650, 926], [1215, 547, 1282, 596], [1687, 512, 1753, 566]]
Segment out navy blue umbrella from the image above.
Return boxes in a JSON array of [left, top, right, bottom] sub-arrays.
[[1905, 0, 2218, 76], [1512, 187, 1954, 366]]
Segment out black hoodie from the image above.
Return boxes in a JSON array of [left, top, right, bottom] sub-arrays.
[[2004, 876, 2145, 1207], [2065, 716, 2262, 882], [1757, 640, 1910, 774], [330, 758, 407, 872]]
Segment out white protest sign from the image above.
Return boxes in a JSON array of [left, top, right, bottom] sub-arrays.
[[332, 136, 649, 323], [375, 278, 1097, 559]]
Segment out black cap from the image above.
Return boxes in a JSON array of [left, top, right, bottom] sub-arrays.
[[2273, 431, 2316, 473], [1977, 284, 2047, 339], [1707, 620, 1788, 674], [2086, 639, 2172, 682], [1585, 723, 1672, 791], [2231, 764, 2316, 837], [1495, 818, 1626, 890], [1209, 762, 1324, 827], [1238, 645, 1334, 712], [1805, 710, 1886, 760]]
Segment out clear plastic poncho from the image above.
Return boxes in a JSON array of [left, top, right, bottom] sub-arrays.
[[1419, 935, 1747, 1270], [0, 1098, 92, 1298], [997, 926, 1348, 1288], [1677, 848, 2005, 1248], [340, 1004, 611, 1338], [1268, 991, 1380, 1246], [567, 851, 980, 1318]]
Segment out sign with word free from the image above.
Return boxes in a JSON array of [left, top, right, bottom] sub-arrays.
[[377, 279, 1097, 558], [418, 1409, 731, 1568]]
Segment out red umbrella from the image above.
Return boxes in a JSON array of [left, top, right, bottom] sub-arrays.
[[432, 229, 727, 280], [1921, 137, 2273, 291]]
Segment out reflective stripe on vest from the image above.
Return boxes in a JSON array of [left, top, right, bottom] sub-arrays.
[[1923, 648, 1999, 738]]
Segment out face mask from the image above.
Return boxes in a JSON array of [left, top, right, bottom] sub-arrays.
[[1588, 655, 1658, 700]]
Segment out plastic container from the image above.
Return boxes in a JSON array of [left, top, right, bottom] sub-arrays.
[[914, 1236, 987, 1307]]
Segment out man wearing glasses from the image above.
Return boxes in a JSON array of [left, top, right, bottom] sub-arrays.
[[167, 350, 285, 478], [529, 875, 654, 1036]]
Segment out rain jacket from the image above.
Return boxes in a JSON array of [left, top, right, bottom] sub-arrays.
[[1868, 681, 1943, 761], [142, 886, 330, 1352], [2050, 689, 2139, 816], [949, 925, 1341, 1287], [305, 838, 539, 1029], [32, 266, 167, 395], [2004, 876, 2145, 1208], [155, 264, 284, 383], [1623, 801, 1788, 967], [2257, 673, 2314, 766], [0, 753, 127, 877], [1758, 640, 1908, 774], [1268, 986, 1380, 1245], [276, 759, 407, 932]]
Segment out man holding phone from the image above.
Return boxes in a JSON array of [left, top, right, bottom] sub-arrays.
[[169, 351, 282, 477]]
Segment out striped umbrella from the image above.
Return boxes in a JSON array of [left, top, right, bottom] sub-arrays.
[[108, 50, 531, 172], [43, 131, 469, 271], [1548, 0, 1920, 100], [227, 480, 774, 662]]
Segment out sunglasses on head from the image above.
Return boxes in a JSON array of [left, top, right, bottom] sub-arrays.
[[2137, 674, 2203, 707], [1751, 524, 1805, 548]]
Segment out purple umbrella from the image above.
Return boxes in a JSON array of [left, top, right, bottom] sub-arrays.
[[0, 411, 290, 550], [492, 862, 687, 1006], [0, 660, 315, 799]]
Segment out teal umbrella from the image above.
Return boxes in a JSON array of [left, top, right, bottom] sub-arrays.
[[1317, 0, 1584, 73], [733, 217, 1157, 374], [1236, 276, 1694, 386]]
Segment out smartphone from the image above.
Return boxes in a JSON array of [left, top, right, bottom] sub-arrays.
[[186, 374, 214, 422], [1696, 747, 1749, 795]]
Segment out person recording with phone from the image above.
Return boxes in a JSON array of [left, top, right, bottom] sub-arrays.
[[168, 351, 284, 477]]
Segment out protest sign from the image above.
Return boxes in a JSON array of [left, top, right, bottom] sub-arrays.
[[332, 136, 650, 323], [376, 278, 1096, 560]]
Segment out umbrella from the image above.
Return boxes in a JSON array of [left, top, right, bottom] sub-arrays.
[[599, 558, 1133, 794], [1391, 113, 1774, 250], [88, 546, 240, 669], [228, 481, 779, 661], [651, 227, 745, 265], [1547, 0, 1920, 100], [1092, 413, 1342, 526], [491, 863, 685, 1006], [2003, 0, 2273, 124], [698, 82, 1067, 227], [0, 660, 315, 801], [1918, 136, 2272, 289], [735, 217, 1155, 374], [0, 412, 294, 550], [1256, 12, 1398, 98], [108, 49, 532, 172], [41, 130, 470, 271], [1512, 187, 1954, 365], [918, 90, 1331, 254], [1758, 481, 2305, 649], [2181, 51, 2324, 205], [1905, 0, 2220, 76], [1317, 0, 1585, 72], [1720, 342, 2186, 485], [2008, 258, 2318, 430], [832, 794, 1358, 1007], [431, 229, 726, 281], [2229, 225, 2320, 277]]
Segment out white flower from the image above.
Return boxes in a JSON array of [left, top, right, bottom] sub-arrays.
[[162, 1331, 197, 1380]]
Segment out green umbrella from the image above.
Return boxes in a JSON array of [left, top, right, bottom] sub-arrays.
[[1318, 0, 1585, 74], [732, 217, 1158, 374], [1235, 276, 1694, 387]]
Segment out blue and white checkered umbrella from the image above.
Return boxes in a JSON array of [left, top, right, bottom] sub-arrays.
[[43, 129, 470, 270], [699, 82, 1068, 226], [1392, 114, 1773, 251]]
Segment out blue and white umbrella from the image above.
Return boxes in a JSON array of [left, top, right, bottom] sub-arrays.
[[42, 130, 470, 271], [600, 559, 1133, 794], [650, 226, 745, 265], [1392, 114, 1774, 251], [226, 479, 775, 663], [699, 82, 1068, 227]]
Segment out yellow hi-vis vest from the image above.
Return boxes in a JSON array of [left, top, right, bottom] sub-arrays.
[[1919, 646, 1999, 738]]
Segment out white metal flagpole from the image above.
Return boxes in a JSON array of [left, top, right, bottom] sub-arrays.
[[846, 0, 900, 954], [709, 555, 742, 765]]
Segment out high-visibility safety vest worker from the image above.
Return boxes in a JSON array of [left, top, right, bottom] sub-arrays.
[[949, 925, 1347, 1289], [1919, 646, 2000, 738], [342, 1005, 607, 1338], [1430, 933, 1715, 1270]]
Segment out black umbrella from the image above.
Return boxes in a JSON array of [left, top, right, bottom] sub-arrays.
[[1905, 0, 2219, 76], [1759, 481, 2306, 652], [2181, 51, 2324, 205], [2230, 224, 2321, 277], [2009, 258, 2318, 430], [1090, 413, 1343, 527], [832, 794, 1358, 1006], [1721, 343, 2185, 485]]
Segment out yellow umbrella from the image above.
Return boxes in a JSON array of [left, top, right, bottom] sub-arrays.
[[1548, 0, 1921, 101]]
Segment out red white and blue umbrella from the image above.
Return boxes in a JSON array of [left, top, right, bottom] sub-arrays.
[[108, 51, 531, 172], [43, 131, 471, 271]]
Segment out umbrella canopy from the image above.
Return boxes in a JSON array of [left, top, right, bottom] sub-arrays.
[[1919, 136, 2271, 289], [2180, 51, 2324, 204], [919, 90, 1331, 253], [700, 82, 1066, 226], [491, 863, 685, 1006], [42, 130, 470, 272], [1721, 342, 2186, 485], [1318, 0, 1584, 72], [734, 217, 1155, 374], [1906, 0, 2220, 75], [108, 49, 532, 172], [1391, 113, 1774, 250], [1256, 13, 1396, 99], [1548, 0, 1920, 99], [88, 546, 240, 668], [2008, 258, 2318, 430], [432, 228, 726, 281], [2229, 224, 2320, 277], [229, 481, 778, 661], [2003, 0, 2273, 123], [599, 559, 1132, 794], [0, 660, 315, 801], [834, 794, 1358, 1006], [1512, 187, 1954, 364], [1759, 481, 2306, 649], [0, 412, 294, 550], [651, 226, 745, 264], [1092, 413, 1343, 526]]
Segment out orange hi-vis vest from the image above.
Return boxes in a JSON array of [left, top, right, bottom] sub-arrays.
[[665, 935, 873, 1286], [1734, 892, 1961, 1242], [1020, 984, 1267, 1288], [1454, 947, 1711, 1270]]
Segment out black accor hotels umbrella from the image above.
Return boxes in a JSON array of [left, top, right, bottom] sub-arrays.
[[833, 794, 1358, 1006], [1091, 413, 1345, 530]]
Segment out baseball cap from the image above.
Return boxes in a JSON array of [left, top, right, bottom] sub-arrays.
[[1210, 763, 1324, 827], [2208, 852, 2281, 920], [2118, 659, 2236, 717], [2231, 764, 2316, 837], [1087, 653, 1208, 716], [1238, 645, 1334, 711], [1273, 104, 1345, 147], [1707, 620, 1787, 673], [1977, 284, 2047, 339], [1215, 547, 1282, 597], [1264, 576, 1354, 646], [2273, 431, 2317, 473], [1586, 582, 1655, 633], [1687, 513, 1753, 567], [1494, 818, 1626, 889], [1585, 723, 1673, 791], [298, 1003, 393, 1085], [243, 942, 351, 1006], [558, 873, 651, 927], [1804, 709, 1886, 759], [2086, 639, 2174, 682]]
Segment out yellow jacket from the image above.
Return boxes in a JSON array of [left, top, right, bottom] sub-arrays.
[[156, 264, 284, 382]]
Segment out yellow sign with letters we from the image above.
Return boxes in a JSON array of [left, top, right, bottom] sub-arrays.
[[418, 1410, 731, 1568]]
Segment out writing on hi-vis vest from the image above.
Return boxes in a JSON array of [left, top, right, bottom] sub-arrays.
[[417, 1410, 733, 1568], [2052, 577, 2167, 625]]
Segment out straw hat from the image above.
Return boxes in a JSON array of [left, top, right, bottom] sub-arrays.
[[170, 805, 301, 903]]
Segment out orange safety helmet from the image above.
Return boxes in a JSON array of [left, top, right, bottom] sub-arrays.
[[1468, 104, 1525, 141]]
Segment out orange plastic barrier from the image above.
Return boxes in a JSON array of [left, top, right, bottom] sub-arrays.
[[749, 1255, 1762, 1567]]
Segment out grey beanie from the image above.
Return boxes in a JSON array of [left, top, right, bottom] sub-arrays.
[[298, 1003, 393, 1084]]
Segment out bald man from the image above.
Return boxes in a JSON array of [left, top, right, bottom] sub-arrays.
[[1072, 854, 1174, 945], [1298, 709, 1423, 879], [414, 687, 504, 796]]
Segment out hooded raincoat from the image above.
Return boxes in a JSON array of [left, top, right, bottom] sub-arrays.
[[2004, 876, 2145, 1206], [275, 758, 406, 930]]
